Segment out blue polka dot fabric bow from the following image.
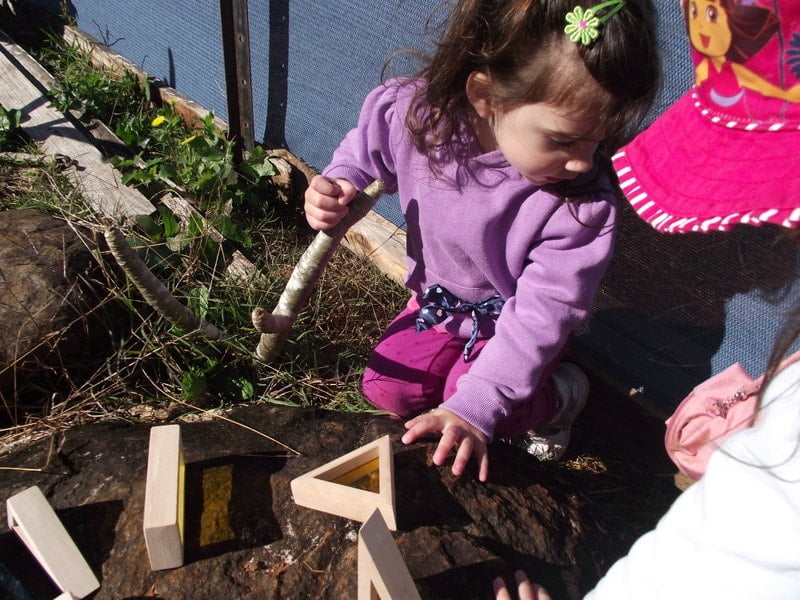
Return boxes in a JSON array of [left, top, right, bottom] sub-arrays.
[[415, 284, 506, 361]]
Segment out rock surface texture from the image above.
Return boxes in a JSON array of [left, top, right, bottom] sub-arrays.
[[0, 405, 617, 600], [0, 208, 117, 417]]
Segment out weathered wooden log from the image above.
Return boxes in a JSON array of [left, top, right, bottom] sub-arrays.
[[252, 179, 385, 362]]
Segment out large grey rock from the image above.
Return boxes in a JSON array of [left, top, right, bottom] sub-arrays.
[[0, 209, 117, 418], [0, 405, 620, 600]]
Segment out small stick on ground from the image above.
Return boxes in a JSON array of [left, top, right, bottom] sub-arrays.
[[252, 179, 385, 362], [177, 400, 302, 456], [0, 152, 75, 169]]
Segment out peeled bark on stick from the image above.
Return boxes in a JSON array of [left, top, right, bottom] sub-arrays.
[[104, 227, 224, 340], [252, 179, 385, 362]]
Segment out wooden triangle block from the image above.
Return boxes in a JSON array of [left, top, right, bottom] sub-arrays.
[[6, 486, 100, 599], [357, 509, 421, 600], [143, 424, 185, 570], [290, 434, 396, 530]]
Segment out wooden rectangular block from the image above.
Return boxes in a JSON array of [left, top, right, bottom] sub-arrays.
[[6, 486, 100, 599], [143, 424, 185, 570], [358, 509, 420, 600]]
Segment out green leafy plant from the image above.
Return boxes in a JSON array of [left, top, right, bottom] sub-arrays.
[[115, 108, 278, 215], [5, 20, 406, 434], [0, 105, 23, 150], [39, 34, 144, 121]]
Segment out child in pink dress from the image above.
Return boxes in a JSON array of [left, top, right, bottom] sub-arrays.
[[305, 0, 659, 481]]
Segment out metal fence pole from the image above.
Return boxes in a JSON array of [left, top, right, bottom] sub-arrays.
[[220, 0, 255, 166]]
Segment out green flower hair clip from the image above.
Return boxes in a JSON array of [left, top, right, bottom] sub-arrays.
[[564, 0, 625, 46]]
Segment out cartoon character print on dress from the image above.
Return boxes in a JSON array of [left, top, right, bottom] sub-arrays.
[[612, 0, 800, 234], [687, 0, 800, 123]]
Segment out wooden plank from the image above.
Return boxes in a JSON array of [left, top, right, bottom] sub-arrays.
[[143, 424, 185, 570], [0, 29, 155, 220], [344, 211, 407, 286], [6, 486, 100, 599], [358, 509, 421, 600], [0, 27, 59, 87], [291, 435, 396, 530]]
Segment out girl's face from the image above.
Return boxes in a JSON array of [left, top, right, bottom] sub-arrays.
[[687, 0, 732, 58], [489, 102, 604, 186]]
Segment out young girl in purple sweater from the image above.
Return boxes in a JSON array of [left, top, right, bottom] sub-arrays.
[[304, 0, 658, 481]]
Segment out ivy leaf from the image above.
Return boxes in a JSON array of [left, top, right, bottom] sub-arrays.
[[181, 371, 207, 400], [187, 285, 210, 321]]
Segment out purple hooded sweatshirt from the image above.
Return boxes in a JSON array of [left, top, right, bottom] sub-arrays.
[[323, 79, 616, 440]]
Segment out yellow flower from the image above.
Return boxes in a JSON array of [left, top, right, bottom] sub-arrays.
[[180, 135, 198, 145], [151, 115, 167, 127]]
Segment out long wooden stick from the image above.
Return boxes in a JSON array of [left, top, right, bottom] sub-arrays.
[[104, 227, 225, 340], [252, 179, 385, 362]]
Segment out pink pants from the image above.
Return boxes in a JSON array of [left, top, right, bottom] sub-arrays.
[[361, 307, 562, 437]]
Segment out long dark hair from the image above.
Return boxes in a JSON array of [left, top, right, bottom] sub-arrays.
[[761, 303, 800, 403], [402, 0, 659, 181]]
